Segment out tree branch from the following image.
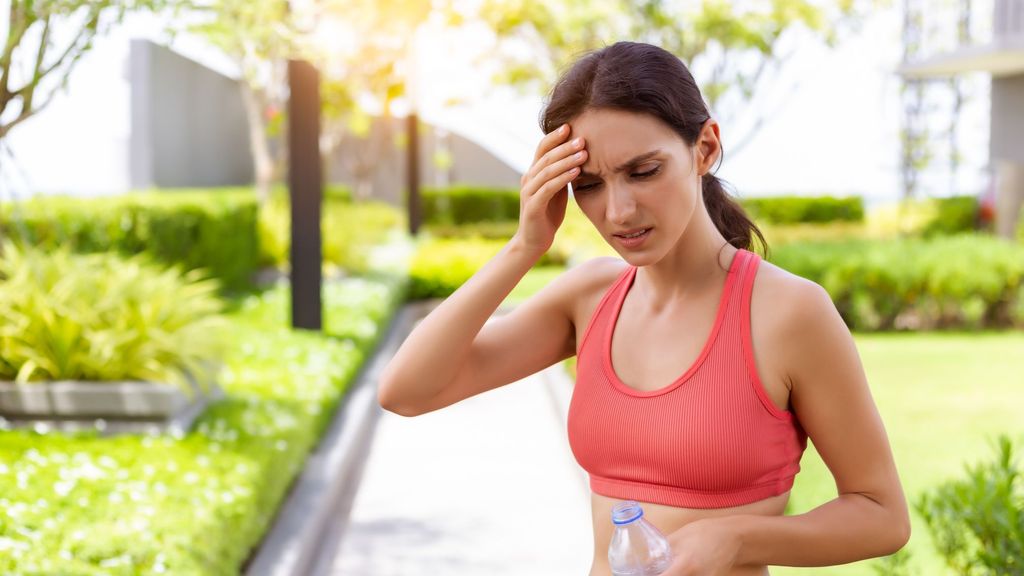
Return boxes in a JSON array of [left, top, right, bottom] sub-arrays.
[[1, 2, 36, 114]]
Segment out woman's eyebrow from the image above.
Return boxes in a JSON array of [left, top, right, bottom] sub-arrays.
[[578, 149, 663, 179]]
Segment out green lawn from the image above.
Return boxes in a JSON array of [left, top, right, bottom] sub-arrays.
[[776, 331, 1024, 575]]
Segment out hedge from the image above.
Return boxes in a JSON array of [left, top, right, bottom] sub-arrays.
[[407, 233, 1024, 331], [419, 185, 866, 226], [740, 195, 864, 224], [0, 190, 259, 291], [421, 185, 520, 225], [770, 234, 1024, 331]]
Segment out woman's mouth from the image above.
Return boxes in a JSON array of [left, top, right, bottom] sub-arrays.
[[613, 228, 652, 248]]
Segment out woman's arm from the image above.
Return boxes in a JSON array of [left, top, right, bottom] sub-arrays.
[[667, 279, 910, 573], [378, 123, 587, 416], [377, 238, 540, 414]]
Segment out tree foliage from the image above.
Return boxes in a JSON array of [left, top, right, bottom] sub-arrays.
[[0, 0, 179, 139], [464, 0, 884, 151]]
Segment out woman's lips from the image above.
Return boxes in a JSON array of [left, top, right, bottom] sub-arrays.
[[613, 228, 652, 248]]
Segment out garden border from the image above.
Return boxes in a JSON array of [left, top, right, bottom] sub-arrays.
[[243, 299, 436, 576]]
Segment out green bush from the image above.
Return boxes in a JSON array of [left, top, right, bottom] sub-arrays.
[[1017, 205, 1024, 243], [0, 242, 226, 393], [0, 275, 405, 575], [258, 197, 405, 273], [868, 197, 979, 239], [421, 185, 520, 225], [921, 196, 978, 236], [422, 220, 521, 240], [408, 238, 506, 299], [915, 434, 1024, 575], [740, 195, 864, 224], [771, 235, 1024, 331], [0, 189, 260, 291], [408, 237, 567, 299]]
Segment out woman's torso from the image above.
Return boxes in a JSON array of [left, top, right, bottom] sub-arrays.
[[568, 250, 795, 575]]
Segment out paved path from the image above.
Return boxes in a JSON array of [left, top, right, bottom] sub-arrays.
[[329, 340, 595, 575]]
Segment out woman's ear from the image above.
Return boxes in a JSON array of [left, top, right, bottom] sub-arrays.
[[696, 119, 721, 175]]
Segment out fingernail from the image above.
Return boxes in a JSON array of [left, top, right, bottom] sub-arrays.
[[572, 138, 581, 147], [560, 124, 568, 134]]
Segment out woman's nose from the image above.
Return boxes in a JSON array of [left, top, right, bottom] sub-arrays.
[[605, 185, 638, 225]]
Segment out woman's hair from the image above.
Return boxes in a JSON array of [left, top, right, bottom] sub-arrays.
[[539, 41, 768, 256]]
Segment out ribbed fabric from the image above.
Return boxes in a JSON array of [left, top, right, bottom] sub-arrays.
[[567, 249, 808, 509]]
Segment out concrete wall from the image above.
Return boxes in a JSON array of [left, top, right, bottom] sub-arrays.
[[325, 115, 521, 208], [129, 39, 253, 189]]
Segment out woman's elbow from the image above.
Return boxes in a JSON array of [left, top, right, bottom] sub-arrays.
[[883, 506, 912, 555]]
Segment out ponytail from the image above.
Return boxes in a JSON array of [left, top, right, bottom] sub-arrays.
[[701, 173, 769, 258]]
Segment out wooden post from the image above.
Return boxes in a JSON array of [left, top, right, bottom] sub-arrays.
[[288, 59, 323, 331]]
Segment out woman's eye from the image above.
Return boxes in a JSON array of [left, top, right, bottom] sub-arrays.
[[635, 166, 661, 179], [573, 166, 660, 195]]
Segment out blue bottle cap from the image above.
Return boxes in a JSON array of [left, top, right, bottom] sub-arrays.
[[611, 500, 644, 525]]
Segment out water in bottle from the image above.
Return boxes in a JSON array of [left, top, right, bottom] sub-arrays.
[[607, 500, 675, 576]]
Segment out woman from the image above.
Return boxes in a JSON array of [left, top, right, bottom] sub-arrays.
[[378, 41, 910, 575]]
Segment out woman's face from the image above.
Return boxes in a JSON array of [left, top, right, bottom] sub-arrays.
[[567, 107, 712, 264]]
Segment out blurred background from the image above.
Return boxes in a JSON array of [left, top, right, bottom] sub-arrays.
[[0, 1, 1022, 575]]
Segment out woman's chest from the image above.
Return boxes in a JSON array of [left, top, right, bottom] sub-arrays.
[[572, 285, 791, 415]]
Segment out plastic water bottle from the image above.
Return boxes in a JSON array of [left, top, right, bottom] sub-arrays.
[[607, 500, 675, 576]]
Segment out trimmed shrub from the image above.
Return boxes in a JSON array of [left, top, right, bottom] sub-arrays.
[[740, 195, 864, 224], [421, 185, 520, 225], [408, 237, 567, 299], [921, 196, 978, 236], [771, 235, 1024, 330], [0, 189, 260, 291]]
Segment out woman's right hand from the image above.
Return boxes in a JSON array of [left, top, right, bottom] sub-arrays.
[[513, 123, 588, 259]]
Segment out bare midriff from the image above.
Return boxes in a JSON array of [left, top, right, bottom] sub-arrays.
[[587, 490, 790, 576]]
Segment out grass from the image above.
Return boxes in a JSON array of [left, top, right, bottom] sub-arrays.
[[775, 331, 1024, 575]]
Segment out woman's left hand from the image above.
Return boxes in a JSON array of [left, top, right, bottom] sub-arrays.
[[661, 517, 743, 576]]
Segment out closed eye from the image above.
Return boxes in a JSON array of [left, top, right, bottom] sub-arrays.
[[572, 166, 662, 193]]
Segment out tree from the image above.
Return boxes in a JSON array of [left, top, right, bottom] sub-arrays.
[[189, 0, 301, 204], [313, 0, 432, 201], [458, 0, 884, 155], [0, 0, 177, 140]]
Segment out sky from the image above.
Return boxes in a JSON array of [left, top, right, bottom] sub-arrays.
[[403, 4, 994, 207], [0, 2, 995, 205]]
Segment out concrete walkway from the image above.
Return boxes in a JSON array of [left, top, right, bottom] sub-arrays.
[[328, 321, 595, 575]]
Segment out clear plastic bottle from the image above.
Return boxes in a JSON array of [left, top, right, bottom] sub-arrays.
[[607, 500, 675, 576]]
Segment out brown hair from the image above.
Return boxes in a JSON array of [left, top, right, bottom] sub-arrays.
[[539, 41, 768, 255]]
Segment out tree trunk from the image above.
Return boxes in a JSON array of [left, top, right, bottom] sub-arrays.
[[240, 81, 275, 205]]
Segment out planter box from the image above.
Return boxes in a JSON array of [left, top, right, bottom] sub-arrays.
[[0, 371, 224, 436]]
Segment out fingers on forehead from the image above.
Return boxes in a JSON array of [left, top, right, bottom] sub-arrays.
[[535, 125, 568, 161]]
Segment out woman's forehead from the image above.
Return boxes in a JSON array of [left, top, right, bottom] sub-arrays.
[[571, 109, 680, 148]]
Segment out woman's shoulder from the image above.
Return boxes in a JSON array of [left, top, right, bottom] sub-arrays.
[[568, 256, 631, 302], [752, 257, 844, 345], [548, 256, 630, 325]]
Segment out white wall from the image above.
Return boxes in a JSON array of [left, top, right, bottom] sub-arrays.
[[0, 8, 239, 199]]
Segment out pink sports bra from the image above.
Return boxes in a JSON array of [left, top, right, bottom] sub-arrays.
[[567, 249, 807, 508]]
